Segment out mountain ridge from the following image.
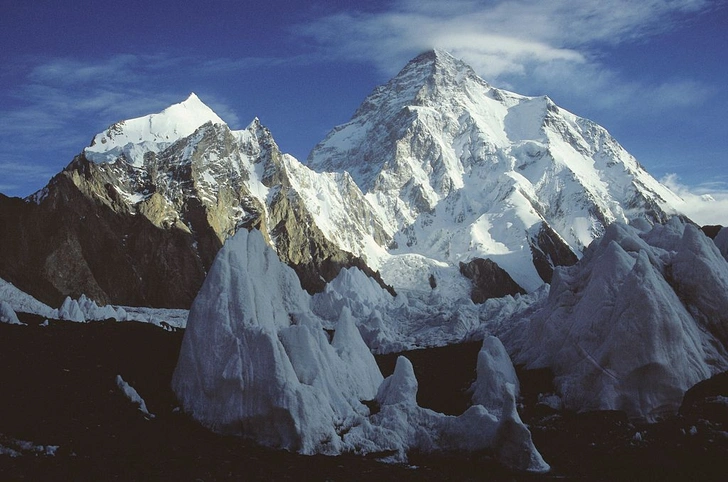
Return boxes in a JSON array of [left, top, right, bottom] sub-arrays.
[[1, 49, 689, 307], [308, 48, 686, 290]]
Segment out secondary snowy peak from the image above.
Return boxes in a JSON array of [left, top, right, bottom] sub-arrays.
[[12, 96, 391, 306], [85, 93, 226, 167], [308, 49, 685, 291]]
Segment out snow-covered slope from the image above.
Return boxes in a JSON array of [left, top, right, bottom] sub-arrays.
[[498, 219, 728, 420], [309, 49, 685, 291], [78, 95, 387, 265]]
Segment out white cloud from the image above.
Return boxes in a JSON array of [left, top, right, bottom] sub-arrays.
[[295, 0, 713, 114], [298, 0, 709, 70], [2, 54, 252, 139], [662, 174, 728, 226]]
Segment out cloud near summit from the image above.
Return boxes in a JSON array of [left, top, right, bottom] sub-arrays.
[[297, 0, 709, 76], [296, 0, 712, 109]]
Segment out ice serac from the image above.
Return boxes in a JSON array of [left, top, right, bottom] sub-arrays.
[[500, 219, 728, 420], [308, 49, 684, 292], [173, 228, 547, 472], [714, 226, 728, 262], [0, 301, 23, 325], [58, 296, 86, 323], [0, 277, 56, 319], [471, 336, 520, 415], [345, 354, 549, 473], [172, 228, 381, 453]]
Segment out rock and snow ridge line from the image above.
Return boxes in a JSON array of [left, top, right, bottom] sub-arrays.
[[307, 48, 687, 288], [24, 48, 690, 307], [85, 93, 226, 167]]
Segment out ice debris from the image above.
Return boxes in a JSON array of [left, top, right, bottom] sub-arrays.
[[116, 375, 154, 418], [0, 301, 23, 325]]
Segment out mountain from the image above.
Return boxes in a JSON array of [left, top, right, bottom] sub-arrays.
[[309, 49, 685, 291], [84, 92, 225, 167], [0, 95, 389, 308], [0, 50, 689, 308]]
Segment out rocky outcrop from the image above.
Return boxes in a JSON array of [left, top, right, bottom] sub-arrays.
[[0, 175, 207, 308], [529, 222, 579, 283], [459, 258, 526, 303]]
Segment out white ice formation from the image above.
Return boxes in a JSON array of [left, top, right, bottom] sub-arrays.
[[57, 297, 86, 322], [0, 277, 56, 319], [116, 375, 154, 418], [172, 228, 548, 472], [172, 228, 382, 454], [0, 301, 23, 325], [500, 219, 728, 420], [56, 295, 128, 323]]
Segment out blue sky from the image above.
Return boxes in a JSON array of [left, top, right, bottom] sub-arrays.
[[1, 0, 727, 222]]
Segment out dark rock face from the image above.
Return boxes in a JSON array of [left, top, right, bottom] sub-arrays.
[[529, 222, 579, 283], [0, 175, 209, 309], [458, 258, 525, 303], [701, 225, 723, 240], [680, 370, 728, 424]]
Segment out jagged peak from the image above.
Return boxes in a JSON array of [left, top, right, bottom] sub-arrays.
[[409, 48, 458, 67], [246, 116, 262, 130], [395, 49, 484, 87], [346, 50, 487, 120]]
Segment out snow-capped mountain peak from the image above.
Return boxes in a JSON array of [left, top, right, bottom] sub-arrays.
[[308, 49, 685, 292], [84, 92, 226, 167]]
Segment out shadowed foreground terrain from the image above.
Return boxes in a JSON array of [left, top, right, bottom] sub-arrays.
[[0, 320, 727, 480]]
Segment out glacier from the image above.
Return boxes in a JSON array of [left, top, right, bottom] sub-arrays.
[[171, 228, 548, 472]]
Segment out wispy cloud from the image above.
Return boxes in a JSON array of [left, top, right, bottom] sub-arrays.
[[295, 0, 714, 114], [662, 174, 728, 226]]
